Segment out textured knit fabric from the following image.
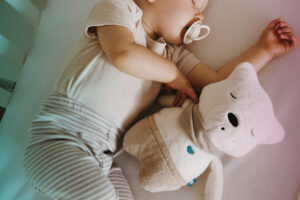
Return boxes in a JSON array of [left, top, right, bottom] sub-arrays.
[[23, 92, 133, 200]]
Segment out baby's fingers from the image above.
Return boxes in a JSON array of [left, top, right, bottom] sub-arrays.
[[173, 91, 187, 107], [279, 32, 295, 40], [290, 35, 298, 48], [276, 26, 293, 34], [173, 92, 181, 106], [186, 87, 198, 104], [279, 33, 298, 49], [274, 21, 289, 30], [268, 18, 282, 30], [165, 85, 173, 94]]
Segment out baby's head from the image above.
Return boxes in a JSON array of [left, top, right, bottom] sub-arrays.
[[135, 0, 210, 44]]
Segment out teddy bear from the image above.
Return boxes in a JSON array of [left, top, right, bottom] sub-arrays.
[[123, 62, 285, 200]]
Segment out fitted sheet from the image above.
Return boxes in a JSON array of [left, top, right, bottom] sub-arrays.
[[0, 0, 299, 199]]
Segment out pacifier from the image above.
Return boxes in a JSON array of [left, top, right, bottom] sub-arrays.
[[183, 21, 210, 44]]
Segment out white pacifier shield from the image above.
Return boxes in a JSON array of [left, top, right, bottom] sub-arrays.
[[183, 21, 210, 44]]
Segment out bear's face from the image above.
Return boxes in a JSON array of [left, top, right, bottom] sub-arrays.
[[198, 62, 285, 157]]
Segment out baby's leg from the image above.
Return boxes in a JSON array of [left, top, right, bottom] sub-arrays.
[[23, 92, 134, 199], [108, 166, 134, 200], [24, 140, 119, 200]]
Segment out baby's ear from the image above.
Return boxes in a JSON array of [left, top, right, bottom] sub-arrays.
[[198, 0, 210, 12]]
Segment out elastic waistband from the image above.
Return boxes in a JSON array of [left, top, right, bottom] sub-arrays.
[[33, 92, 122, 152]]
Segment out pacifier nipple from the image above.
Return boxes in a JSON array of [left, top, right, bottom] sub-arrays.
[[183, 21, 210, 44]]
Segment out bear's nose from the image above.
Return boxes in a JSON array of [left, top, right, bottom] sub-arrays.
[[228, 112, 238, 127]]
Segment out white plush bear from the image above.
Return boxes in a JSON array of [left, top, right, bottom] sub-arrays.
[[123, 62, 285, 200]]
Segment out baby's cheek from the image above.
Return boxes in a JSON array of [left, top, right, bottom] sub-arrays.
[[162, 23, 186, 44]]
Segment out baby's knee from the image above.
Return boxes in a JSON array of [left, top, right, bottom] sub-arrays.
[[23, 141, 118, 200]]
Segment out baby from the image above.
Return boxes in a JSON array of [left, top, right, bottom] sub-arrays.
[[23, 0, 298, 199]]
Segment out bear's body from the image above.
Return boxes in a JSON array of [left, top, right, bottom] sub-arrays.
[[124, 104, 215, 192], [123, 62, 285, 200]]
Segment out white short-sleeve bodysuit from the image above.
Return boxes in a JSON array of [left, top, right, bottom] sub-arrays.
[[55, 0, 201, 132]]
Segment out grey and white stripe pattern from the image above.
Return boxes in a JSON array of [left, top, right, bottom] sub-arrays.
[[23, 92, 134, 200]]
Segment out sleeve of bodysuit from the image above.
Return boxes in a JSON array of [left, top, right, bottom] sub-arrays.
[[83, 0, 136, 40], [164, 44, 201, 76]]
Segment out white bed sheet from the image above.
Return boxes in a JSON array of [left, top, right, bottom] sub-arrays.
[[0, 0, 299, 199]]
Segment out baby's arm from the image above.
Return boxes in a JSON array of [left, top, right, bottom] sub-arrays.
[[187, 43, 272, 92], [96, 25, 198, 103], [187, 18, 298, 92]]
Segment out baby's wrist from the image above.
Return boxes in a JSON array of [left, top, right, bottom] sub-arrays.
[[256, 42, 275, 59]]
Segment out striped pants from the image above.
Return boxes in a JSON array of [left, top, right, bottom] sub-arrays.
[[23, 93, 134, 200]]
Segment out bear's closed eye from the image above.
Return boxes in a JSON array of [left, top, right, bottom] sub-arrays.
[[230, 92, 237, 99]]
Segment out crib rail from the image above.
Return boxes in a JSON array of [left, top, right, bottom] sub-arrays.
[[0, 0, 46, 110]]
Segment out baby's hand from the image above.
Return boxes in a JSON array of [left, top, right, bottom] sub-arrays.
[[164, 85, 188, 107], [257, 18, 298, 58], [166, 72, 198, 105]]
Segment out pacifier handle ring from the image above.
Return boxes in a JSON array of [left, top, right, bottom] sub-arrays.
[[193, 25, 210, 41], [183, 21, 210, 44]]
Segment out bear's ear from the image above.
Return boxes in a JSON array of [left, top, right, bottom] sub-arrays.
[[228, 62, 259, 83], [263, 118, 285, 144]]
